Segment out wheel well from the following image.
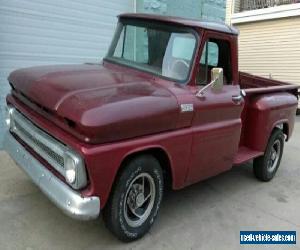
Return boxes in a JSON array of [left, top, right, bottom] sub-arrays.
[[275, 123, 289, 141], [283, 123, 289, 140], [119, 148, 173, 189]]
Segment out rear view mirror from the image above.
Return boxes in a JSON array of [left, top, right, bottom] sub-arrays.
[[211, 68, 223, 91], [196, 68, 224, 98]]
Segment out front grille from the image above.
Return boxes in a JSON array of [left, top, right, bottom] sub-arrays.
[[10, 109, 66, 177]]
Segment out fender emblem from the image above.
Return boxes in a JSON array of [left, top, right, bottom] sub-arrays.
[[180, 104, 194, 112]]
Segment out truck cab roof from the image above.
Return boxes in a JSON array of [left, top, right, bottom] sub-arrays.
[[119, 13, 239, 35]]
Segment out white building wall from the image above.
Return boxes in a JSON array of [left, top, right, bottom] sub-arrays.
[[0, 0, 134, 147]]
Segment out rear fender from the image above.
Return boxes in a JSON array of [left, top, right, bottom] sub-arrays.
[[243, 92, 297, 152]]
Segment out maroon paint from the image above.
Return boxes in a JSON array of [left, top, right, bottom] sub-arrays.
[[8, 63, 179, 144], [6, 14, 299, 208]]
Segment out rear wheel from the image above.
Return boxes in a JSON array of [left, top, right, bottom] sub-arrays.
[[253, 128, 284, 181], [103, 155, 164, 242]]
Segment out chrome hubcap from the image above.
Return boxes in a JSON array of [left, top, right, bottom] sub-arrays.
[[124, 173, 155, 228], [136, 193, 145, 207], [267, 139, 281, 172]]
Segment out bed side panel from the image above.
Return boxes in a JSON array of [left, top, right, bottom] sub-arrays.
[[239, 71, 290, 89], [242, 92, 297, 152]]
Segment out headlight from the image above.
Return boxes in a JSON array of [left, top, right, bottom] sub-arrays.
[[5, 105, 14, 127], [64, 150, 87, 189], [65, 156, 76, 184]]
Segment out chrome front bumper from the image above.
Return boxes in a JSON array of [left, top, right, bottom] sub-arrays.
[[3, 131, 100, 221]]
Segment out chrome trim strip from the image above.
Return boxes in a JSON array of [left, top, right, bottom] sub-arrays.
[[4, 132, 100, 220]]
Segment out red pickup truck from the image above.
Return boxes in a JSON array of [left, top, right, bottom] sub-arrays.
[[4, 13, 299, 241]]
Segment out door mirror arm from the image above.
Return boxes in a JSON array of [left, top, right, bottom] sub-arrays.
[[196, 77, 219, 98], [196, 68, 224, 98]]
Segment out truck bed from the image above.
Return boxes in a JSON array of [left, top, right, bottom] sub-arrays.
[[233, 72, 299, 165], [239, 71, 299, 95]]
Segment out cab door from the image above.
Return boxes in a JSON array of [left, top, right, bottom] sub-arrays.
[[186, 32, 244, 185]]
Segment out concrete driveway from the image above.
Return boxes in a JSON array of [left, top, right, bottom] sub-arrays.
[[0, 117, 300, 250]]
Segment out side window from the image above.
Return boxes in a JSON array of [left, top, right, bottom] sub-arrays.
[[197, 39, 232, 85], [200, 42, 219, 67]]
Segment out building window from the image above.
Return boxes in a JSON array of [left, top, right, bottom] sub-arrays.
[[240, 0, 300, 12]]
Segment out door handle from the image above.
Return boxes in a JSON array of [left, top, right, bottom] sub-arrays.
[[232, 95, 243, 104]]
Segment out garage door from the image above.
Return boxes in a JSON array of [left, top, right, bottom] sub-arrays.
[[0, 0, 134, 148]]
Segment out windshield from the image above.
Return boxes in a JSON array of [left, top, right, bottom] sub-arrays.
[[105, 20, 198, 82]]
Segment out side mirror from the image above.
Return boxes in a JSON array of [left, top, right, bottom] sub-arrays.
[[211, 68, 224, 91], [196, 68, 224, 98]]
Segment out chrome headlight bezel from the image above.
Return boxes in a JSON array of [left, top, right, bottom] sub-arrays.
[[7, 106, 88, 190], [64, 150, 87, 190]]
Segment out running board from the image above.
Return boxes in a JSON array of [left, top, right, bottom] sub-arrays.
[[233, 146, 264, 165]]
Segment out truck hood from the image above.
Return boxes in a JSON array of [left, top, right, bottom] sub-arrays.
[[8, 63, 180, 143]]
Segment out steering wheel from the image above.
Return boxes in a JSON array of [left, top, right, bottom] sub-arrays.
[[168, 59, 190, 80]]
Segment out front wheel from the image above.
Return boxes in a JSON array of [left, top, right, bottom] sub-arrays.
[[253, 128, 284, 181], [103, 155, 164, 242]]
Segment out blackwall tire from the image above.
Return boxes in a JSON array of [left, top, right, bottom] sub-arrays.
[[253, 128, 284, 182], [103, 154, 164, 242]]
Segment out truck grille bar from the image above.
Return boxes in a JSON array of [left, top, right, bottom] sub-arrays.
[[10, 109, 66, 177]]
